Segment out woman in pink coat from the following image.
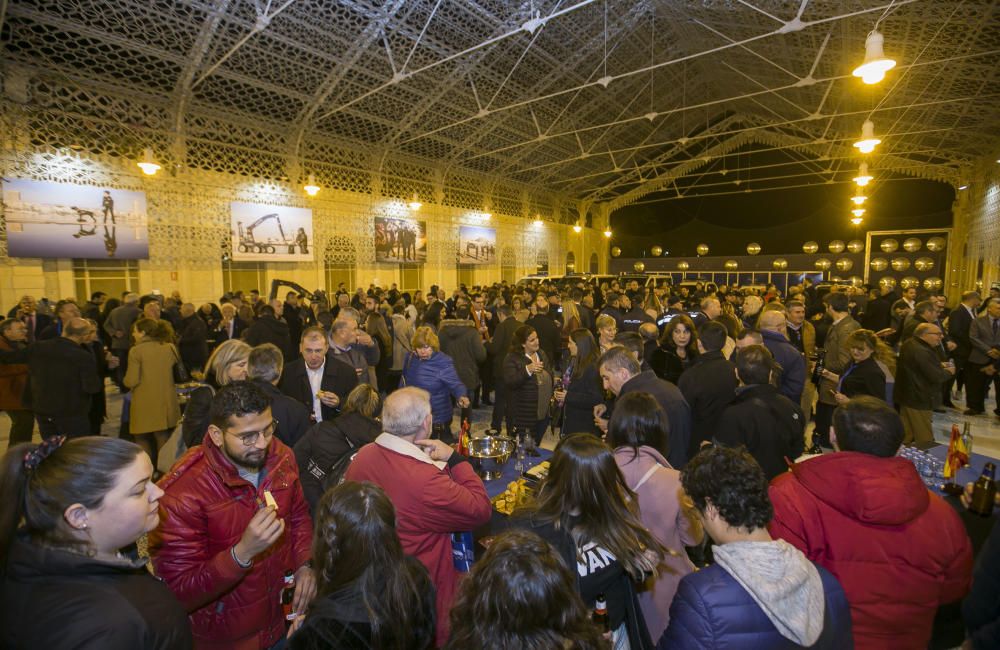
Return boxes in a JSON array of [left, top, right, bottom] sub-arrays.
[[609, 391, 704, 642]]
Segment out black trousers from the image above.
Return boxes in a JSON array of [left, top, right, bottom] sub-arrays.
[[490, 377, 507, 431], [36, 413, 91, 439], [813, 401, 836, 445], [965, 362, 1000, 413], [5, 410, 35, 448]]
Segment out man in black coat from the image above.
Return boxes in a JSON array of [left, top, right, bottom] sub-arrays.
[[215, 302, 248, 343], [439, 305, 487, 400], [948, 291, 980, 399], [714, 345, 805, 480], [488, 305, 520, 431], [279, 326, 358, 423], [0, 318, 102, 438], [282, 292, 306, 361], [8, 295, 53, 343], [176, 303, 209, 373], [597, 346, 692, 469], [526, 299, 561, 371], [677, 321, 738, 457], [243, 303, 293, 362], [248, 343, 311, 447]]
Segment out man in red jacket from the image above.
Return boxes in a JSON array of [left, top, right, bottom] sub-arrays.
[[150, 381, 314, 650], [344, 386, 492, 646], [769, 396, 972, 650]]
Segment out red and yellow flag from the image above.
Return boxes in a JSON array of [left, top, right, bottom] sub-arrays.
[[943, 423, 970, 480]]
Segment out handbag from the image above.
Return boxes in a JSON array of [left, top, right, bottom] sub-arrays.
[[171, 346, 191, 384]]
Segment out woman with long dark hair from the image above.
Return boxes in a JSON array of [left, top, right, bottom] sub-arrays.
[[364, 310, 392, 393], [289, 481, 435, 650], [0, 436, 191, 648], [557, 328, 605, 437], [826, 328, 894, 404], [503, 324, 555, 445], [508, 433, 667, 649], [608, 392, 702, 642], [445, 529, 606, 650], [650, 314, 699, 384], [420, 301, 445, 332], [124, 318, 182, 470]]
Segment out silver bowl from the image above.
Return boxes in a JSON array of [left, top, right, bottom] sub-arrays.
[[468, 436, 515, 480]]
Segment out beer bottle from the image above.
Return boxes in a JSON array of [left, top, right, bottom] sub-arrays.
[[280, 570, 296, 624], [592, 594, 610, 633], [810, 349, 826, 386], [970, 462, 997, 517]]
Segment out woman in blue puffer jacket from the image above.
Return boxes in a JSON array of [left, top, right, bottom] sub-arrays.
[[402, 326, 469, 444], [659, 446, 853, 650]]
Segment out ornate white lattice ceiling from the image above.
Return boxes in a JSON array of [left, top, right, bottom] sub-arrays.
[[2, 0, 998, 208]]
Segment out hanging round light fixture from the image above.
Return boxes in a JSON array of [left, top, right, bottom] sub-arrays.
[[677, 261, 690, 271], [835, 258, 854, 272], [903, 237, 922, 252], [815, 258, 832, 271], [746, 242, 761, 255], [650, 245, 663, 257], [610, 246, 621, 257], [137, 147, 161, 176], [851, 216, 864, 226], [772, 258, 788, 270], [854, 162, 873, 187], [853, 120, 881, 154], [828, 240, 846, 254], [634, 261, 646, 272], [870, 257, 888, 271], [603, 229, 613, 238], [852, 30, 897, 85], [303, 174, 321, 197], [802, 241, 819, 254], [724, 260, 738, 271], [852, 208, 866, 218], [914, 257, 934, 272], [851, 189, 867, 206], [696, 243, 709, 256], [880, 238, 898, 253], [891, 257, 911, 271], [926, 236, 946, 252], [847, 240, 865, 253], [879, 276, 897, 291]]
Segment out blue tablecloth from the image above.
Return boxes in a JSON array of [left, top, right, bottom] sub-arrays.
[[925, 443, 993, 495], [483, 448, 553, 499]]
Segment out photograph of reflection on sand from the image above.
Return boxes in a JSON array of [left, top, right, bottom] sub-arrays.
[[2, 178, 149, 259]]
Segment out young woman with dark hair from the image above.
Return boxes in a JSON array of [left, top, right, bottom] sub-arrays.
[[608, 392, 703, 642], [289, 480, 435, 650], [0, 436, 191, 649], [556, 328, 605, 437], [445, 529, 606, 650], [507, 433, 667, 649], [650, 314, 699, 384], [503, 324, 555, 445]]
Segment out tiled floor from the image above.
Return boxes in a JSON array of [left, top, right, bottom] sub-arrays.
[[3, 381, 999, 459]]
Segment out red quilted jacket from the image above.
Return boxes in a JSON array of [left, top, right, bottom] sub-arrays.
[[769, 451, 972, 650], [149, 435, 313, 650]]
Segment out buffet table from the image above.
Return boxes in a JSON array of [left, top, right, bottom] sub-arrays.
[[482, 448, 553, 500]]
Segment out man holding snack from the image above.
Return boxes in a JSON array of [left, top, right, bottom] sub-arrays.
[[280, 325, 359, 422], [150, 381, 315, 650]]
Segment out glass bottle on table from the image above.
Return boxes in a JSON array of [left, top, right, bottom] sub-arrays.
[[970, 462, 997, 517]]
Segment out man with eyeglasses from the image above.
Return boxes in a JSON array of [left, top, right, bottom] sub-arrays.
[[896, 323, 956, 445], [150, 381, 314, 650]]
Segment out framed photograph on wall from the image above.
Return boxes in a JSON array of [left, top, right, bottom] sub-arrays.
[[1, 178, 149, 259], [374, 216, 426, 263], [458, 225, 496, 265], [230, 201, 314, 262]]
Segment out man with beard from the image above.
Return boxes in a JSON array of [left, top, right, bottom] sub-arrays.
[[150, 381, 315, 650]]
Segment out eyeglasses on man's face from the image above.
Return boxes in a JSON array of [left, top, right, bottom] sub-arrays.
[[227, 419, 278, 447]]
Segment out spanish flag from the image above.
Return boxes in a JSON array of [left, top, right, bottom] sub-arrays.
[[943, 423, 970, 480]]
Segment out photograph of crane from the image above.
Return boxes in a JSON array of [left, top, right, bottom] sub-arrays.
[[230, 201, 313, 262]]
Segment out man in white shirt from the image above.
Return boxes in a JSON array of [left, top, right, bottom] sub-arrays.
[[279, 326, 358, 422]]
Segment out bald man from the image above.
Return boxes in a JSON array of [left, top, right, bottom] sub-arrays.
[[896, 323, 955, 444], [759, 310, 806, 403], [0, 317, 102, 438]]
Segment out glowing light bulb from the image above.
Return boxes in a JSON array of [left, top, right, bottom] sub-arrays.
[[603, 229, 612, 238], [851, 193, 867, 206], [573, 224, 582, 233], [852, 208, 866, 217], [303, 174, 320, 196], [851, 216, 864, 225], [852, 30, 896, 85], [854, 163, 873, 187], [408, 193, 422, 211], [853, 120, 881, 154], [136, 147, 161, 175]]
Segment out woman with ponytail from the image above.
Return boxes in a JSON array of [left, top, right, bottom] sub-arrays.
[[289, 480, 435, 650], [0, 436, 190, 649], [124, 317, 182, 470]]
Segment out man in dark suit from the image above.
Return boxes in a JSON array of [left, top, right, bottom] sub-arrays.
[[37, 299, 81, 340], [527, 296, 561, 370], [244, 303, 293, 361], [282, 292, 305, 360], [279, 326, 358, 423], [216, 302, 248, 342], [248, 342, 311, 447], [0, 318, 102, 438], [948, 291, 981, 400], [487, 305, 520, 431], [8, 296, 53, 343], [679, 322, 739, 458], [965, 298, 1000, 416], [597, 346, 692, 469]]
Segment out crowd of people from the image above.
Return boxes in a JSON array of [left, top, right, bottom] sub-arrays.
[[0, 273, 999, 649]]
